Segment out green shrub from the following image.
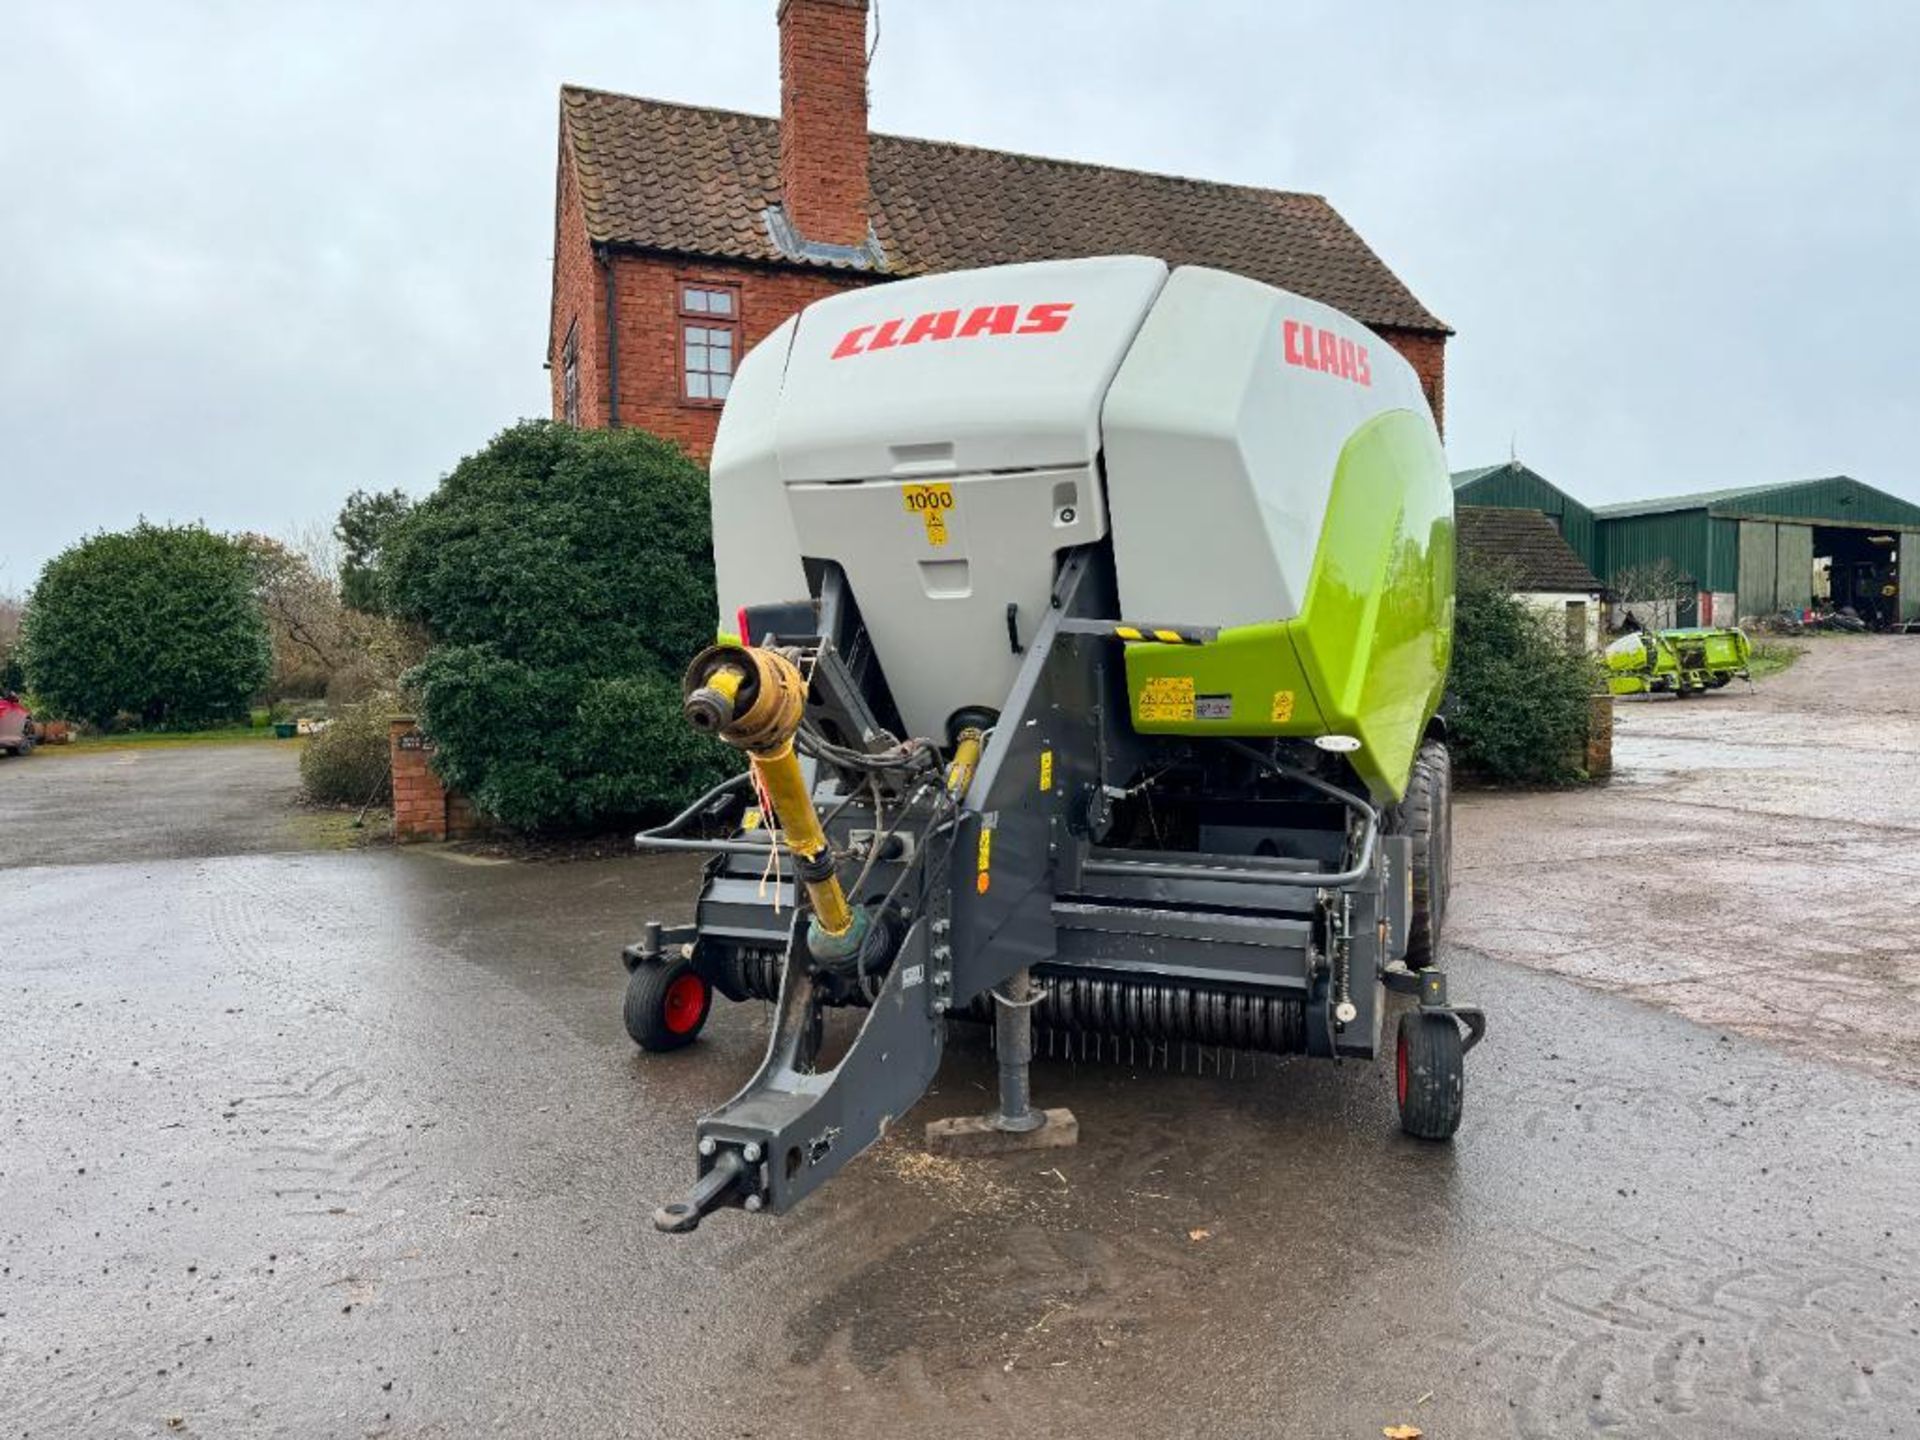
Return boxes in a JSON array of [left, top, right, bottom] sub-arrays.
[[21, 523, 272, 728], [1446, 567, 1598, 784], [384, 421, 733, 830], [299, 699, 396, 805]]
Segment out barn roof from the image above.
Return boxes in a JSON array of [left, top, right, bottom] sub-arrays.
[[1593, 475, 1920, 526]]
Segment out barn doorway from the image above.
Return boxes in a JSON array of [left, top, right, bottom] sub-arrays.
[[1813, 526, 1899, 627]]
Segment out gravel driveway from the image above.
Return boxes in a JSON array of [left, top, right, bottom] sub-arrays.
[[1454, 634, 1920, 1084]]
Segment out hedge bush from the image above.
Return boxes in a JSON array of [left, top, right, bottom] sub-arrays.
[[299, 698, 396, 805], [1446, 566, 1598, 784], [21, 523, 271, 728], [384, 421, 733, 830]]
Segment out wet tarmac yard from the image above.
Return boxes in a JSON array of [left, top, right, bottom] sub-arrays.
[[3, 641, 1918, 1438]]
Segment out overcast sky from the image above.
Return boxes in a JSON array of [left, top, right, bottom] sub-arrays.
[[3, 1, 1916, 590]]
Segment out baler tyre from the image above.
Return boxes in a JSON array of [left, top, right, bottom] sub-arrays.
[[624, 956, 712, 1052], [1393, 739, 1450, 970], [1396, 1010, 1464, 1141]]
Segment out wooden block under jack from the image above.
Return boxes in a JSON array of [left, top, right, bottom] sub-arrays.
[[924, 1108, 1079, 1156]]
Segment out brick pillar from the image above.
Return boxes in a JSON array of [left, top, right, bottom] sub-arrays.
[[389, 716, 448, 843]]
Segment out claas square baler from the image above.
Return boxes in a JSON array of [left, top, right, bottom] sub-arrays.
[[622, 256, 1485, 1230]]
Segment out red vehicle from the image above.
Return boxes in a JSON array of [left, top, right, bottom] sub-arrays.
[[0, 693, 35, 756]]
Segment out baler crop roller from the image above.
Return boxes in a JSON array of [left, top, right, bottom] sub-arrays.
[[623, 256, 1485, 1231]]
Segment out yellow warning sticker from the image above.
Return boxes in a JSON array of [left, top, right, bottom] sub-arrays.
[[1038, 749, 1054, 792], [975, 823, 993, 894], [1137, 675, 1196, 723], [901, 483, 955, 547], [1270, 690, 1296, 723], [741, 807, 763, 831]]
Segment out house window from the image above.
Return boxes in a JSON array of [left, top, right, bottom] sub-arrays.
[[561, 320, 580, 426], [679, 283, 740, 405]]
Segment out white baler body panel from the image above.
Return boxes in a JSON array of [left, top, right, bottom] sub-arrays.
[[771, 255, 1168, 482], [783, 465, 1102, 738], [710, 315, 809, 626], [711, 257, 1164, 739], [1101, 266, 1431, 628], [706, 254, 1434, 741]]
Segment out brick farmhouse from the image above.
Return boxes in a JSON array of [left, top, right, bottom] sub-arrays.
[[547, 0, 1449, 456]]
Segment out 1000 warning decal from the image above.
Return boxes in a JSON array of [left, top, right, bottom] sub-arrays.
[[901, 483, 955, 547]]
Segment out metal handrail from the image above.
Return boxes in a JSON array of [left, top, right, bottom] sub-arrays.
[[632, 772, 777, 857]]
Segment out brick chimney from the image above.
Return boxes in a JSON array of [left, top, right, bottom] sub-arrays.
[[778, 0, 870, 249]]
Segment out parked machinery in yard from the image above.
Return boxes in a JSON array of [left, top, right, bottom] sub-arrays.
[[1605, 626, 1752, 696], [623, 256, 1485, 1231]]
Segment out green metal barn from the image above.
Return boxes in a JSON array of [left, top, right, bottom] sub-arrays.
[[1452, 462, 1600, 571], [1593, 477, 1920, 626]]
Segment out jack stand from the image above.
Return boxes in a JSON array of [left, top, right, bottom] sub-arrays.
[[926, 967, 1079, 1156]]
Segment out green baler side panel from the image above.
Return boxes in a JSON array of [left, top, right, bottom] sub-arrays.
[[1122, 410, 1454, 802]]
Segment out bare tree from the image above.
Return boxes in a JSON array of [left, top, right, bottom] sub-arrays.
[[0, 590, 22, 647], [0, 587, 24, 690], [287, 518, 345, 588], [1609, 559, 1691, 632], [239, 534, 350, 683]]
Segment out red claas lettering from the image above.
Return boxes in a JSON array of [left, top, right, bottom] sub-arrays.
[[832, 302, 1074, 358], [1281, 316, 1371, 388]]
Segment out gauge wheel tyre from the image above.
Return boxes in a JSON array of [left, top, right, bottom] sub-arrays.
[[624, 957, 712, 1052], [1390, 739, 1451, 970], [1396, 1010, 1464, 1141]]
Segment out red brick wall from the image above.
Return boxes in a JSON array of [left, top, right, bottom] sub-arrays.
[[549, 186, 1450, 458], [778, 0, 870, 247], [1377, 325, 1447, 434], [599, 253, 868, 459], [548, 149, 606, 429]]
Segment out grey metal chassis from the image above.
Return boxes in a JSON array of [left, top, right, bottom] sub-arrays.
[[634, 551, 1463, 1222]]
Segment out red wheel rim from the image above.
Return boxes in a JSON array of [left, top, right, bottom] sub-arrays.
[[1396, 1028, 1409, 1107], [662, 973, 708, 1035]]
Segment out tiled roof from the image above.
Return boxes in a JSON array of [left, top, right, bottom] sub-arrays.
[[559, 87, 1449, 335], [1456, 506, 1604, 593]]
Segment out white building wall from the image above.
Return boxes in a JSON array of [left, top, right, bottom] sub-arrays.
[[1517, 589, 1604, 651]]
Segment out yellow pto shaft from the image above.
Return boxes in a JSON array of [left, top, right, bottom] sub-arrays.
[[945, 726, 985, 799], [682, 646, 854, 942]]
